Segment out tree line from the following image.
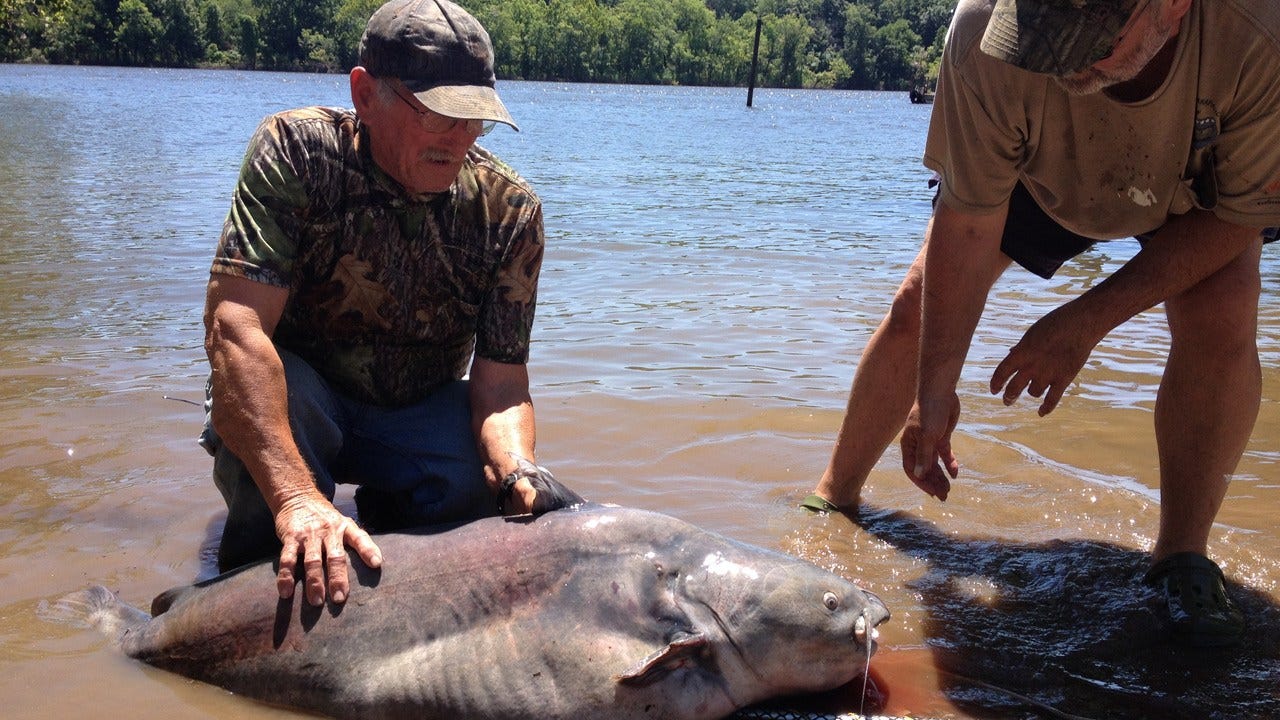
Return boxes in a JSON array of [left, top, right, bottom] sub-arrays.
[[0, 0, 951, 90]]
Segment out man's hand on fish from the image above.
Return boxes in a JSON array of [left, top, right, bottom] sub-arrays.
[[498, 456, 586, 515], [273, 493, 382, 607]]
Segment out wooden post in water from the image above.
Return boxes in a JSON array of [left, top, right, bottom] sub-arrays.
[[747, 14, 762, 107]]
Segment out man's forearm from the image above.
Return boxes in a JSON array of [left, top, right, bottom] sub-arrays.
[[468, 357, 537, 489], [476, 403, 536, 484], [207, 327, 319, 515], [1062, 209, 1262, 336], [917, 204, 1010, 402]]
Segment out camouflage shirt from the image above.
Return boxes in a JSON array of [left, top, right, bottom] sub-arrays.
[[211, 107, 543, 407]]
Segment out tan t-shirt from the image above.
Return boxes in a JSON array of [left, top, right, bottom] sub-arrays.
[[925, 0, 1280, 240]]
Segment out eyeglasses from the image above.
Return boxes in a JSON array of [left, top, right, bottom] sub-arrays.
[[386, 82, 494, 137]]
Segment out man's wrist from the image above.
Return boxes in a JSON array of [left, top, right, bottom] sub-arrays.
[[497, 466, 534, 513]]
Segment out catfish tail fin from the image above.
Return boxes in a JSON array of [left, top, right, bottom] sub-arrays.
[[42, 585, 151, 643]]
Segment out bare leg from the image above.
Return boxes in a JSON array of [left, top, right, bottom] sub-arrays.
[[813, 241, 930, 507], [1151, 239, 1262, 562]]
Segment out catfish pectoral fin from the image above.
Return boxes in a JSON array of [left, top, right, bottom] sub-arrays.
[[614, 631, 709, 686]]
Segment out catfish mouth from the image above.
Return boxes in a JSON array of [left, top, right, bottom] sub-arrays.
[[854, 590, 891, 651]]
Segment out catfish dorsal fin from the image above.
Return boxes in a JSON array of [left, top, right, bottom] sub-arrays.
[[152, 563, 251, 616], [613, 632, 709, 686], [150, 585, 197, 616]]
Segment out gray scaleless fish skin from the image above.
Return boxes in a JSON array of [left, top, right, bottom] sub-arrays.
[[62, 503, 890, 720]]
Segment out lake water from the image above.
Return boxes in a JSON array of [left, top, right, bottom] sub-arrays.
[[1, 64, 1277, 719]]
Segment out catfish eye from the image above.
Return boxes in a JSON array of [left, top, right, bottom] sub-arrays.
[[823, 591, 840, 610]]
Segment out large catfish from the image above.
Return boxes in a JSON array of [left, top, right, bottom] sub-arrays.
[[58, 504, 890, 720]]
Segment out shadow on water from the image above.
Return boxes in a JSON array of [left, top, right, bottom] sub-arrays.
[[846, 505, 1280, 720]]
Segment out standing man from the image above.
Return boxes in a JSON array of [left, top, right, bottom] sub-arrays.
[[806, 0, 1279, 647], [201, 0, 577, 609]]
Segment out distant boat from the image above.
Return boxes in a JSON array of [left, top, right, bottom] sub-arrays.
[[909, 87, 934, 104]]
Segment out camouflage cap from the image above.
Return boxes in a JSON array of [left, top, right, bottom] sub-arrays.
[[359, 0, 518, 130], [980, 0, 1145, 75]]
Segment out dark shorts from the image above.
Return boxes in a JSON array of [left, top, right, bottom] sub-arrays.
[[999, 182, 1098, 279], [935, 180, 1278, 280]]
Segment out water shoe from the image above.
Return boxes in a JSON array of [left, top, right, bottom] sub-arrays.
[[799, 494, 842, 513], [1143, 552, 1244, 648]]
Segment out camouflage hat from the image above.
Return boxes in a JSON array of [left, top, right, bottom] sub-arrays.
[[359, 0, 518, 130], [980, 0, 1145, 75]]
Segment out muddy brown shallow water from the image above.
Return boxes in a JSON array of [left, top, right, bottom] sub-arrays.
[[2, 66, 1278, 719]]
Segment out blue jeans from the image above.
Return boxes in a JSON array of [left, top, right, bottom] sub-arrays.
[[200, 348, 495, 571]]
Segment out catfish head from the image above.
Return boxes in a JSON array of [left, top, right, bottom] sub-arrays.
[[677, 543, 891, 702]]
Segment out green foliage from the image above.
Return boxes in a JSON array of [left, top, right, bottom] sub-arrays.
[[202, 3, 227, 49], [238, 13, 259, 68], [115, 0, 163, 65], [333, 0, 381, 68], [156, 0, 204, 66], [299, 27, 338, 71], [0, 0, 42, 61], [4, 0, 953, 89], [870, 18, 920, 90], [257, 0, 338, 69]]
